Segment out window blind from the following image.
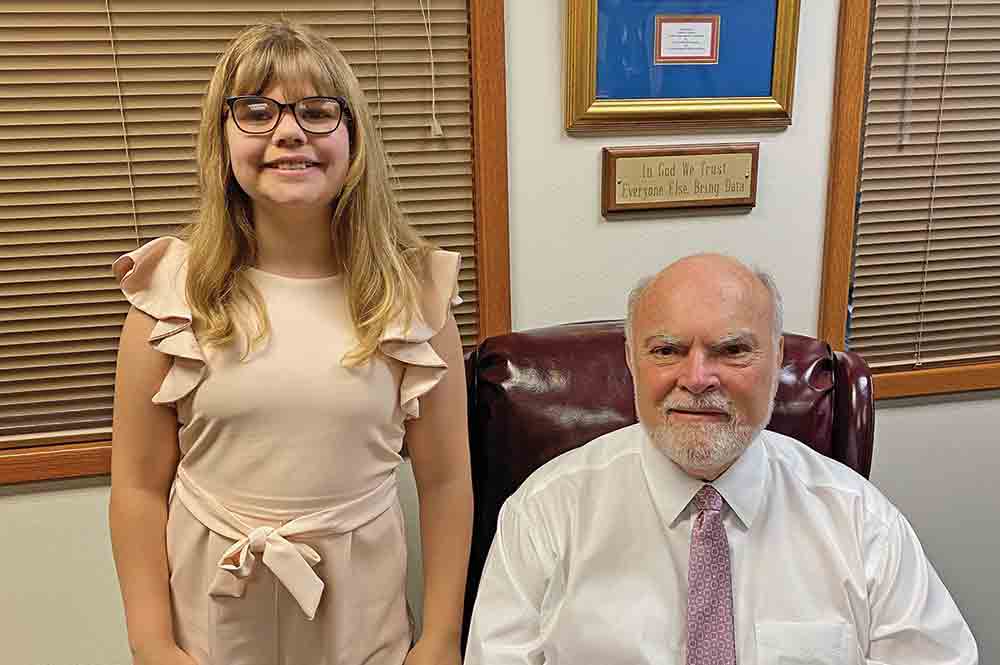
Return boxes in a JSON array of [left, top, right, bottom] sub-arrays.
[[848, 0, 1000, 370], [0, 0, 477, 450]]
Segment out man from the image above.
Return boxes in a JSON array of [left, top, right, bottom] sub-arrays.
[[465, 254, 977, 664]]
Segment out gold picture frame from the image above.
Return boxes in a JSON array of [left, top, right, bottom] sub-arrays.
[[565, 0, 801, 135]]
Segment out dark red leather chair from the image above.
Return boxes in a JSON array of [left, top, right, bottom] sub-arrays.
[[461, 320, 874, 641]]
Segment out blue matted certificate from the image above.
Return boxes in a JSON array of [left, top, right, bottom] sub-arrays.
[[596, 0, 778, 100]]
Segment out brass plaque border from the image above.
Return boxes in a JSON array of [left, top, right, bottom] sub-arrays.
[[601, 143, 760, 216]]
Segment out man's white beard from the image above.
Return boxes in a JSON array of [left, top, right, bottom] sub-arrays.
[[643, 391, 775, 474]]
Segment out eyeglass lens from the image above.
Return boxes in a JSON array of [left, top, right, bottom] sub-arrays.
[[232, 97, 343, 134]]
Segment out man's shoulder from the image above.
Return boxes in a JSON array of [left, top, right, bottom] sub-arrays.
[[509, 423, 644, 507], [760, 429, 897, 522]]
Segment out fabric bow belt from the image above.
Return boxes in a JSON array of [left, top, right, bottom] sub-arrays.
[[171, 467, 398, 620]]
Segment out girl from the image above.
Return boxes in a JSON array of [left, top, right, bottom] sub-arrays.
[[109, 21, 472, 665]]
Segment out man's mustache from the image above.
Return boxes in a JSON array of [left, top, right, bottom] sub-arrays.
[[659, 394, 733, 417]]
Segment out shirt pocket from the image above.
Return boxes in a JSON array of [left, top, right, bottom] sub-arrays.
[[756, 621, 852, 665]]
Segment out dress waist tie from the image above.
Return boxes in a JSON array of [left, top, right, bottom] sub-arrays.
[[171, 467, 398, 620]]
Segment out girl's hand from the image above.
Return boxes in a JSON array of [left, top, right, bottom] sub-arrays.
[[133, 642, 199, 665], [404, 635, 462, 665]]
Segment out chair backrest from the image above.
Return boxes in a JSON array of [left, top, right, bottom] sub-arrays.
[[461, 320, 874, 639]]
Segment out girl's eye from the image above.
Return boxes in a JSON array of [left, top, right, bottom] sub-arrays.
[[302, 109, 336, 120], [239, 102, 275, 121]]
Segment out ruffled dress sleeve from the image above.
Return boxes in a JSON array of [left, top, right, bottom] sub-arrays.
[[378, 250, 462, 420], [112, 236, 207, 406]]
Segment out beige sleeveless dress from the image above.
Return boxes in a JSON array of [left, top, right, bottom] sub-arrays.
[[112, 237, 461, 665]]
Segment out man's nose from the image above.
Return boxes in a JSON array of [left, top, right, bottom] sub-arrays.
[[677, 350, 720, 395]]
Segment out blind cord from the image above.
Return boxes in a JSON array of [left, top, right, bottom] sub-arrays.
[[104, 0, 141, 249], [914, 0, 955, 367], [900, 0, 920, 147], [371, 0, 384, 138], [418, 0, 444, 137]]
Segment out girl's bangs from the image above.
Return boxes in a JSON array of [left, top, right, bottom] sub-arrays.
[[230, 42, 339, 99]]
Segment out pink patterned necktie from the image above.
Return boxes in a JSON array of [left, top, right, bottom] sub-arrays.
[[686, 485, 736, 665]]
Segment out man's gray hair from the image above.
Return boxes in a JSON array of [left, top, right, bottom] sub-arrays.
[[754, 268, 784, 344], [623, 262, 784, 347], [624, 276, 654, 349]]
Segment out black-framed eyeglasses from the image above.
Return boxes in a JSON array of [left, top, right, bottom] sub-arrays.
[[224, 95, 350, 135]]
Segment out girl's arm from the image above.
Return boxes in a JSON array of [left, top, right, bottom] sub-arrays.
[[404, 313, 473, 664], [109, 307, 195, 665]]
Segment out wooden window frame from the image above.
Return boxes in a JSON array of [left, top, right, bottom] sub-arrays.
[[0, 0, 511, 485], [819, 0, 1000, 400]]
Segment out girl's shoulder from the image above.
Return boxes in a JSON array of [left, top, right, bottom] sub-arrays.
[[380, 248, 462, 420], [408, 248, 463, 333], [112, 237, 204, 405], [111, 236, 191, 320]]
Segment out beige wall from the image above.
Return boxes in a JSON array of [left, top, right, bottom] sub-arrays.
[[1, 1, 994, 663], [1, 478, 126, 664]]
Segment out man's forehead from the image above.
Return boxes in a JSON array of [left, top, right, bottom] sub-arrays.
[[634, 262, 773, 334], [659, 257, 760, 295], [641, 328, 758, 346], [640, 274, 765, 313]]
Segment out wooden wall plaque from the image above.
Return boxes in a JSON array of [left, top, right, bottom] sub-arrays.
[[602, 143, 759, 216]]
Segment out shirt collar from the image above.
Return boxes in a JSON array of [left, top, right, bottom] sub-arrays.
[[639, 427, 768, 530], [712, 433, 767, 528]]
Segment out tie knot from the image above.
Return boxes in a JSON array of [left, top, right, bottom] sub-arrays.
[[694, 485, 723, 513], [247, 526, 275, 553]]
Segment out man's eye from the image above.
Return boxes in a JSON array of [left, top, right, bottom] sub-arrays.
[[723, 344, 750, 356], [651, 346, 676, 357]]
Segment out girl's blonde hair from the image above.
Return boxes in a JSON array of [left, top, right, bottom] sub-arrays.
[[186, 20, 431, 363]]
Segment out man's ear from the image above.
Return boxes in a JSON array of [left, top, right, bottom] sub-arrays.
[[625, 341, 634, 375], [776, 335, 785, 370]]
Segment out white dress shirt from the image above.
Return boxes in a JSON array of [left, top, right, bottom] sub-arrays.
[[466, 424, 977, 665]]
